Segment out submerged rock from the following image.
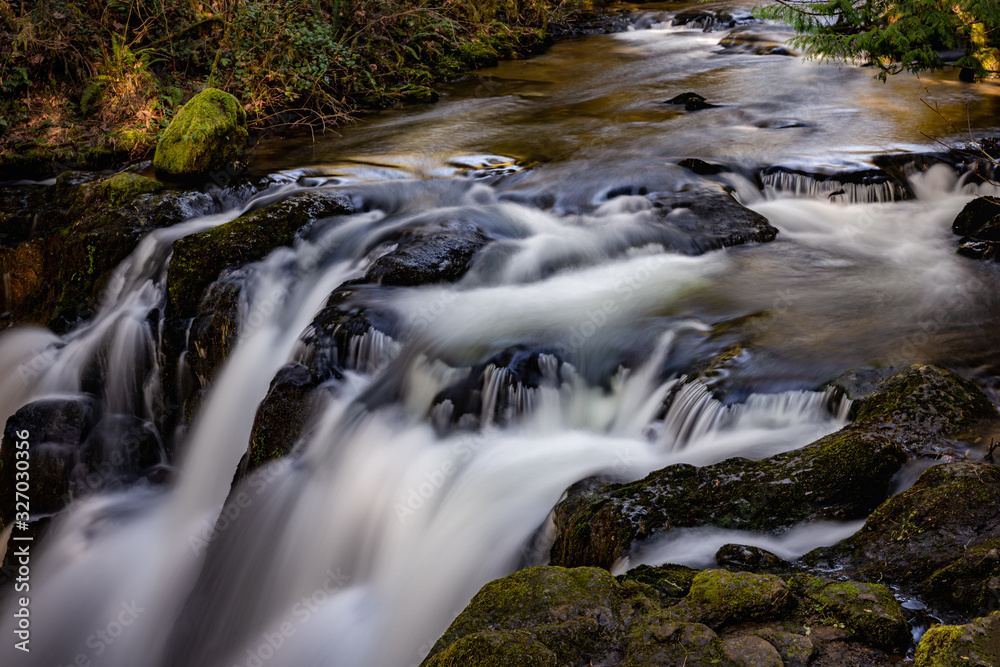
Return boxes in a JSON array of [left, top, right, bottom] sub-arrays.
[[664, 92, 718, 111], [153, 87, 248, 182]]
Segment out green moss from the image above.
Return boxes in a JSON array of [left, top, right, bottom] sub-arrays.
[[425, 566, 625, 665], [915, 613, 1000, 667], [789, 575, 909, 651], [677, 569, 792, 628], [853, 364, 997, 435], [616, 564, 697, 606], [89, 173, 163, 209], [153, 88, 248, 180], [423, 631, 556, 667], [166, 191, 354, 318]]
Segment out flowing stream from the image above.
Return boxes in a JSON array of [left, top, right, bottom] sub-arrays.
[[3, 4, 1000, 666]]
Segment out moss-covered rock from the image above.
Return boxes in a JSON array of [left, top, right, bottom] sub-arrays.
[[806, 462, 1000, 614], [616, 563, 698, 607], [422, 631, 557, 667], [166, 190, 355, 318], [153, 88, 248, 181], [923, 538, 1000, 618], [423, 566, 628, 666], [789, 575, 909, 651], [670, 569, 793, 628], [720, 635, 784, 666], [915, 612, 1000, 666], [621, 617, 725, 666], [550, 426, 906, 569], [851, 364, 997, 455]]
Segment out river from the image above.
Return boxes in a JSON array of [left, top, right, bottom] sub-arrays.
[[2, 4, 1000, 666]]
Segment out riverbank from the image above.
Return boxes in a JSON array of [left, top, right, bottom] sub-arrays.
[[1, 0, 634, 179]]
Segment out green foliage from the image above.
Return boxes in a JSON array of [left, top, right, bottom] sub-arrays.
[[756, 0, 1000, 80]]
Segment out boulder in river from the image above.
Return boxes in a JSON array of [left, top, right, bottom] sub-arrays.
[[664, 92, 718, 111], [915, 612, 1000, 666], [363, 221, 488, 286], [953, 195, 1000, 261], [153, 87, 248, 182]]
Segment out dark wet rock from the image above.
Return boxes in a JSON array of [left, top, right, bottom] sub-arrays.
[[952, 196, 1000, 261], [678, 158, 727, 175], [715, 544, 795, 574], [423, 565, 910, 667], [550, 426, 905, 570], [848, 364, 998, 456], [915, 611, 1000, 666], [79, 414, 163, 478], [0, 396, 99, 529], [186, 271, 244, 387], [166, 190, 355, 318], [806, 462, 1000, 619], [616, 563, 697, 606], [672, 8, 737, 32], [236, 363, 323, 479], [664, 92, 718, 111], [651, 192, 778, 252], [549, 9, 633, 37], [364, 222, 487, 286]]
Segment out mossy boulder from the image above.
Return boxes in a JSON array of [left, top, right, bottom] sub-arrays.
[[423, 566, 629, 666], [806, 462, 1000, 615], [423, 632, 556, 667], [153, 88, 248, 181], [915, 612, 1000, 666], [550, 426, 906, 569], [166, 190, 355, 318], [789, 575, 909, 651], [621, 617, 727, 666], [616, 563, 697, 607], [669, 569, 793, 628], [850, 364, 997, 455]]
